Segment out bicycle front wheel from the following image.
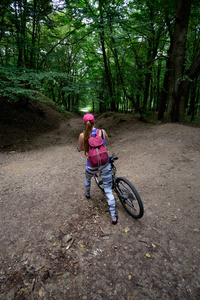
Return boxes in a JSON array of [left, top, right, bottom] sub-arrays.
[[115, 177, 144, 219]]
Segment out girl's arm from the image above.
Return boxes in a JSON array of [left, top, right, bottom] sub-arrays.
[[78, 133, 84, 151], [101, 129, 109, 144]]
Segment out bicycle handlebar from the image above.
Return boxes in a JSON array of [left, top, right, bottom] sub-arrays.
[[110, 156, 118, 163]]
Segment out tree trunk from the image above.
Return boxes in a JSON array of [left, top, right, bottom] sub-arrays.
[[167, 0, 192, 122], [99, 1, 115, 111], [15, 0, 28, 67], [30, 0, 37, 69], [178, 52, 200, 121], [143, 71, 151, 110], [156, 61, 161, 111], [158, 43, 173, 120], [189, 80, 197, 122]]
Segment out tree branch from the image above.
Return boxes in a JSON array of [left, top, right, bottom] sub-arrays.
[[41, 24, 87, 66]]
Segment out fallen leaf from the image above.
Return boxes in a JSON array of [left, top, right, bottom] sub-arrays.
[[125, 227, 130, 233], [151, 243, 156, 248], [128, 275, 131, 280], [53, 242, 56, 247], [152, 227, 157, 231], [39, 290, 43, 297], [80, 244, 85, 248], [146, 253, 151, 258], [173, 215, 178, 220]]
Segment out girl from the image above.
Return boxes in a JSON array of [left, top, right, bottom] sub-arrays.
[[78, 113, 118, 225]]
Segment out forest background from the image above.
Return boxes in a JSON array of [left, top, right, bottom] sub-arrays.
[[0, 0, 200, 123]]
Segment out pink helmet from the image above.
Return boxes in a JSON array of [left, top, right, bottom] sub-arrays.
[[83, 113, 95, 124]]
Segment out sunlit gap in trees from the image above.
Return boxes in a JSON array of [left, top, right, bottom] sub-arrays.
[[80, 106, 92, 113], [52, 0, 65, 9], [10, 0, 64, 10]]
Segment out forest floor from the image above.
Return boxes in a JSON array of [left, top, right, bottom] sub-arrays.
[[0, 100, 200, 300]]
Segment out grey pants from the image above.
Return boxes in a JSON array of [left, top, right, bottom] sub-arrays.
[[85, 163, 116, 218]]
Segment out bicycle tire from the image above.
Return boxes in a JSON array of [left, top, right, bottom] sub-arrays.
[[115, 177, 144, 219], [94, 174, 104, 192]]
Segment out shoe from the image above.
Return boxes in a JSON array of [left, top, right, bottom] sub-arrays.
[[85, 193, 91, 199], [112, 214, 118, 225]]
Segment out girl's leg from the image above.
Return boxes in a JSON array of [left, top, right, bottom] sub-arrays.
[[100, 164, 116, 219], [85, 166, 98, 196], [85, 176, 91, 197]]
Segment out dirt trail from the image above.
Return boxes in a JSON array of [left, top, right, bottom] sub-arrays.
[[0, 113, 200, 299]]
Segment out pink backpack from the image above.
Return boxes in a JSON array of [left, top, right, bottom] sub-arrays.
[[88, 129, 108, 167]]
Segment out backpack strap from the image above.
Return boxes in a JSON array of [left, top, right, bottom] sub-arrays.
[[96, 129, 104, 139]]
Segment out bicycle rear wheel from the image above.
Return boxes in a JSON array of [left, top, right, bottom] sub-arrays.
[[115, 177, 144, 219], [94, 173, 104, 191]]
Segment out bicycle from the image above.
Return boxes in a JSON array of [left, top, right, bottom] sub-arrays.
[[94, 156, 144, 219]]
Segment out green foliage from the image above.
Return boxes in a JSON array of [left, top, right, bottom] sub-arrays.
[[0, 67, 72, 104], [0, 67, 39, 101], [0, 0, 200, 121]]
